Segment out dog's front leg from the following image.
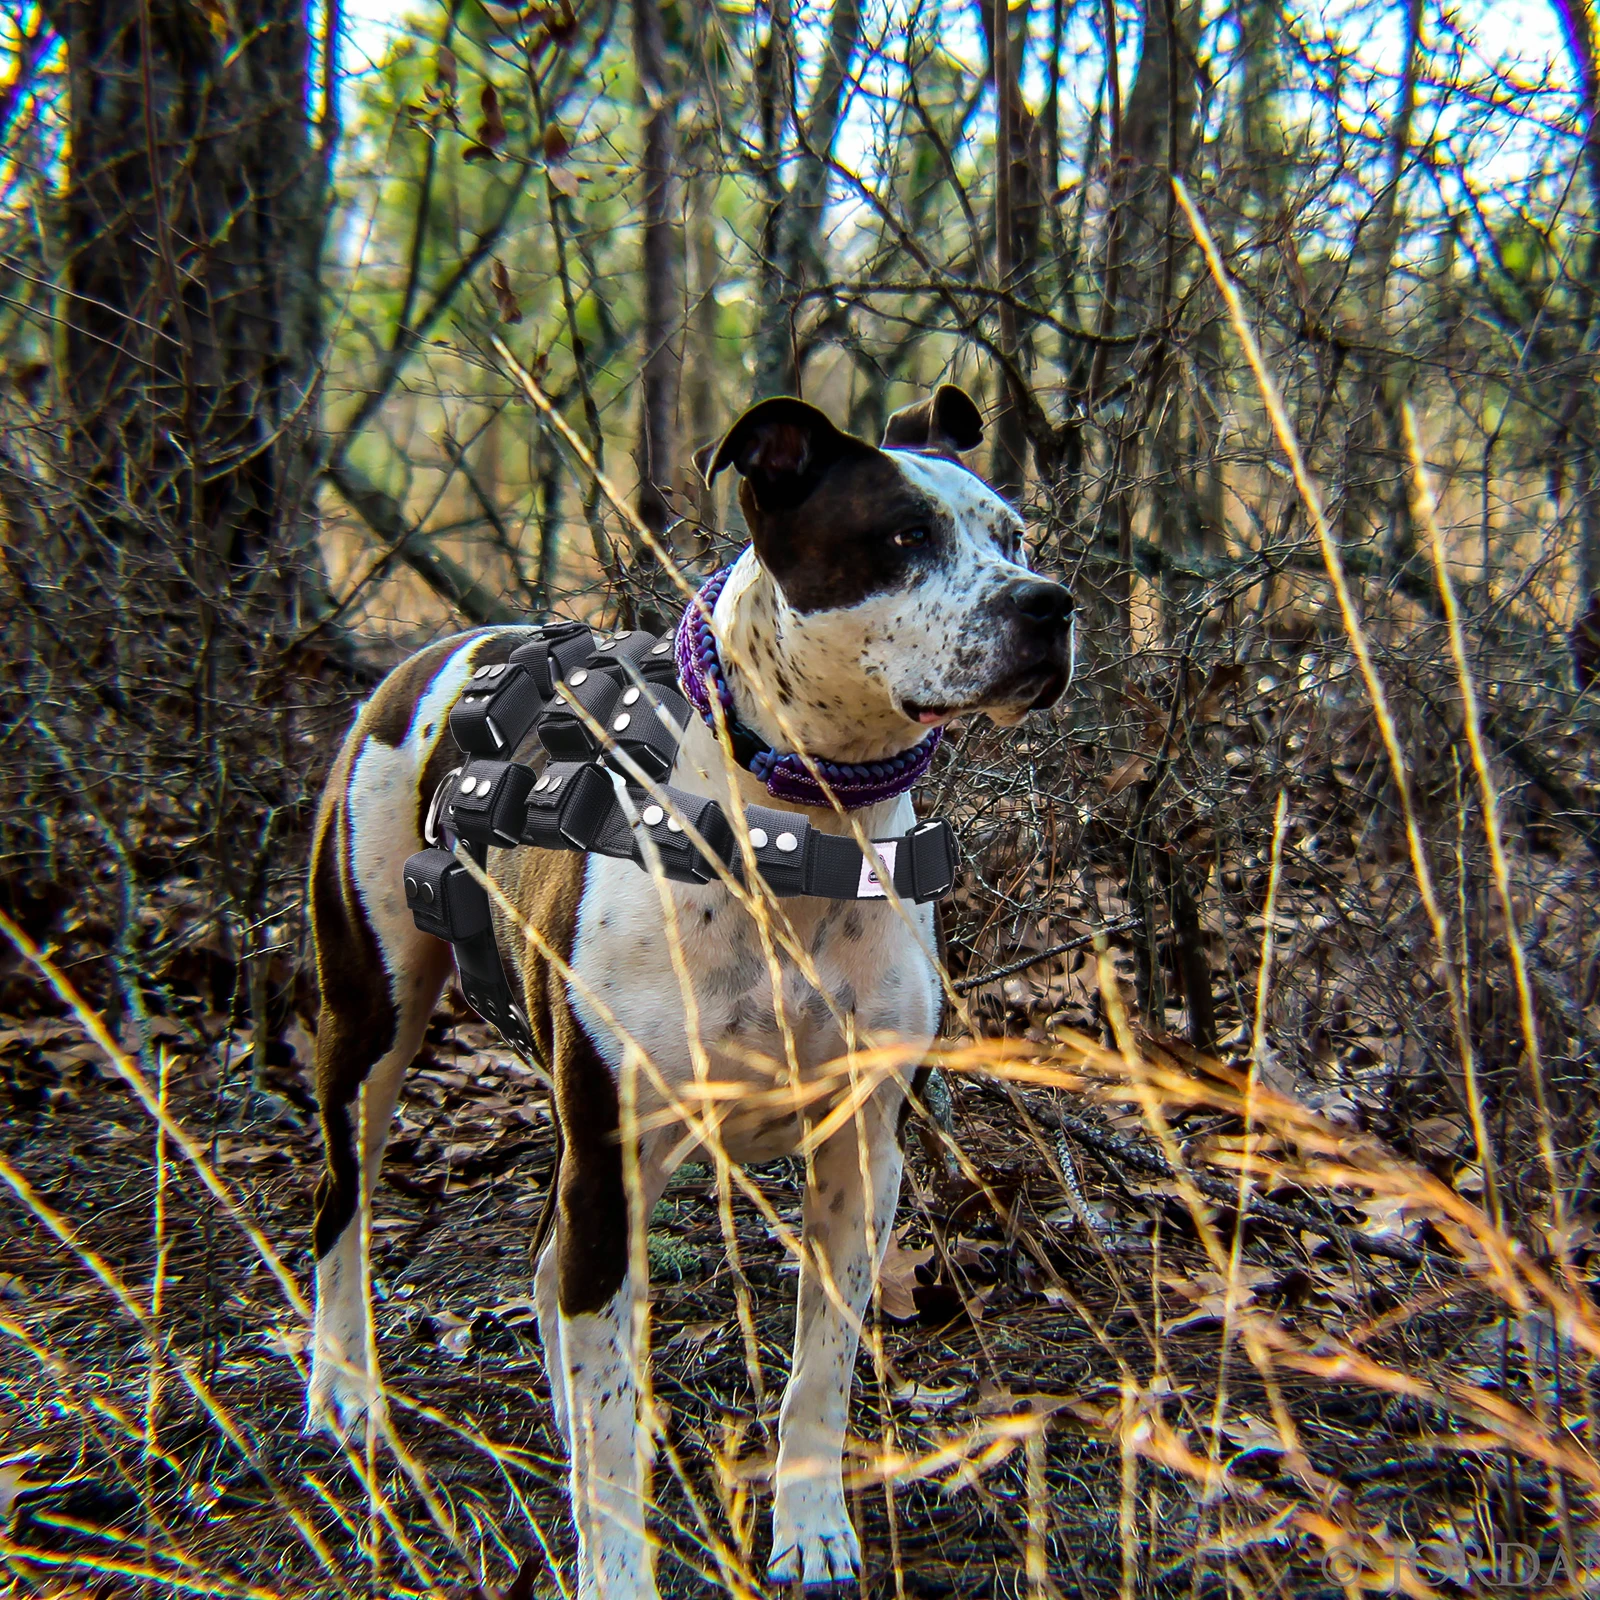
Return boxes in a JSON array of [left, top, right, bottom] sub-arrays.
[[561, 1272, 653, 1600], [771, 1094, 905, 1589], [552, 1108, 671, 1600]]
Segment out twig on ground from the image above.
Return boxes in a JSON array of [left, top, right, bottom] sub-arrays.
[[975, 1080, 1439, 1270], [953, 919, 1140, 994]]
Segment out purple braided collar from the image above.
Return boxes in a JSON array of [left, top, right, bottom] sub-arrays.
[[674, 565, 942, 810]]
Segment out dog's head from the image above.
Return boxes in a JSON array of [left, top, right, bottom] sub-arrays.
[[697, 386, 1075, 738]]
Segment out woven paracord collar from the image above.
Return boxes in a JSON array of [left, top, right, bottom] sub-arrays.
[[675, 564, 942, 811]]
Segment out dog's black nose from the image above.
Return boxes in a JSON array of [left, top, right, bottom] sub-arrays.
[[1008, 579, 1074, 626]]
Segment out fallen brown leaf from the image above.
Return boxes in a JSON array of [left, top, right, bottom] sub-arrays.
[[876, 1231, 933, 1322], [1104, 755, 1151, 796]]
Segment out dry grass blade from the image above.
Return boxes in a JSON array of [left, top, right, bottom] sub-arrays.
[[1172, 176, 1516, 1239]]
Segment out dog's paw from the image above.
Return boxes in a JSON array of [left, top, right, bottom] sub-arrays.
[[575, 1569, 661, 1600], [304, 1361, 390, 1445], [769, 1483, 860, 1590]]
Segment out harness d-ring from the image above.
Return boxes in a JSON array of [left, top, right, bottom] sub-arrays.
[[424, 766, 463, 846]]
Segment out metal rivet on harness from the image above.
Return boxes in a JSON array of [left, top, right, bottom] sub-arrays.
[[613, 713, 631, 732], [749, 827, 769, 848], [642, 805, 664, 826], [667, 817, 683, 832], [776, 832, 798, 853], [623, 686, 641, 706], [569, 669, 589, 686]]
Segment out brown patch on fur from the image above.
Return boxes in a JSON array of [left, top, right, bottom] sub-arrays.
[[488, 845, 582, 1072], [489, 849, 630, 1316], [308, 751, 399, 1257], [310, 627, 531, 1259], [363, 636, 468, 748], [416, 731, 463, 848], [552, 1005, 628, 1316], [364, 628, 533, 751]]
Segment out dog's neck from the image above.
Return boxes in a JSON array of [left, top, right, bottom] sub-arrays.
[[711, 550, 929, 767]]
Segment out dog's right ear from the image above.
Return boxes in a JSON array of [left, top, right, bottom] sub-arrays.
[[695, 397, 870, 512], [881, 384, 985, 457]]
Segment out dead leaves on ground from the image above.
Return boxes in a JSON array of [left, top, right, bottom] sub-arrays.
[[876, 1232, 934, 1322]]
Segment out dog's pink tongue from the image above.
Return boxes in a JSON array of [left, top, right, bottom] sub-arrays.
[[916, 709, 946, 725]]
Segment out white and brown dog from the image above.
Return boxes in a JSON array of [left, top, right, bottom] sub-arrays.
[[304, 387, 1074, 1596]]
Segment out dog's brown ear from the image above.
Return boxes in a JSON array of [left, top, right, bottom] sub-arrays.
[[697, 396, 871, 511], [881, 385, 985, 456]]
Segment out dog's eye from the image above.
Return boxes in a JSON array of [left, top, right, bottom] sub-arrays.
[[892, 526, 929, 549]]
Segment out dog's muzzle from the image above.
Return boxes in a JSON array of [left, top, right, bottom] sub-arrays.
[[1004, 577, 1075, 706]]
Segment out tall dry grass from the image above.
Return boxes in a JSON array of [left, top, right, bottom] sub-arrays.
[[2, 191, 1597, 1598]]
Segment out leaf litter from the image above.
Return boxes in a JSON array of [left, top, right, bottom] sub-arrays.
[[2, 946, 1595, 1594]]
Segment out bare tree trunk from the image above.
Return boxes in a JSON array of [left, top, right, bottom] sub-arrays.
[[58, 0, 324, 617], [752, 0, 863, 399], [754, 0, 793, 397], [1552, 0, 1600, 609], [632, 0, 678, 546], [1078, 0, 1196, 661], [686, 170, 721, 534], [785, 0, 861, 341], [982, 0, 1040, 503], [1353, 0, 1423, 566]]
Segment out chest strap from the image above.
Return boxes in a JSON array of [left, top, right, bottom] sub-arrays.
[[398, 621, 959, 1058]]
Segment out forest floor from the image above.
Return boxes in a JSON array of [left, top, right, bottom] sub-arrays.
[[2, 960, 1579, 1600]]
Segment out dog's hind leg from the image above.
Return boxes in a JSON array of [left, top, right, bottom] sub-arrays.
[[305, 737, 452, 1440], [770, 1090, 906, 1589]]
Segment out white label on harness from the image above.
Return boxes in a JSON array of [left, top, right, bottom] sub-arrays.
[[858, 841, 897, 899]]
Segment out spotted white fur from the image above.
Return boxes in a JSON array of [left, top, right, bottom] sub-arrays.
[[718, 456, 1041, 764]]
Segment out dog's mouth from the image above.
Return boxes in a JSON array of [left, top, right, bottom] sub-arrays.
[[902, 665, 1069, 726]]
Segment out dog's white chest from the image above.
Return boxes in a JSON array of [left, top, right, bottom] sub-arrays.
[[568, 832, 939, 1162]]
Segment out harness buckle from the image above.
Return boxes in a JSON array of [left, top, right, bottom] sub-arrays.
[[903, 818, 959, 902]]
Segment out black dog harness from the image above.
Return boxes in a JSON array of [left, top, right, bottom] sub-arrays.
[[402, 618, 959, 1059]]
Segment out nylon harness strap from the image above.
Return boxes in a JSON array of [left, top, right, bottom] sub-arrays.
[[401, 621, 959, 1060]]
